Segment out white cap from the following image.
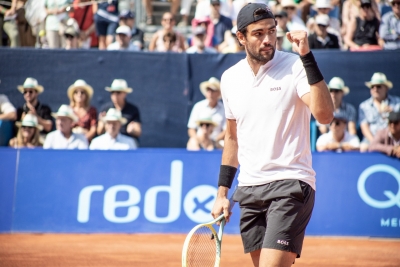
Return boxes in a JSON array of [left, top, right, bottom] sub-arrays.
[[315, 0, 332, 9], [116, 25, 132, 37], [315, 14, 330, 26]]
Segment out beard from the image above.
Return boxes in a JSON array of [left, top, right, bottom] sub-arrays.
[[246, 42, 276, 65]]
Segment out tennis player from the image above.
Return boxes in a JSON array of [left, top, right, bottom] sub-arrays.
[[211, 3, 334, 267]]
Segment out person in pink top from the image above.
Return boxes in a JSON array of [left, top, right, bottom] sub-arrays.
[[369, 111, 400, 158]]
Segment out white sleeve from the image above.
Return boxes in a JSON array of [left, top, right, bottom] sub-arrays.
[[0, 95, 16, 114], [220, 72, 234, 119], [43, 133, 53, 149], [316, 133, 329, 147], [346, 134, 360, 148], [187, 103, 199, 129], [89, 138, 98, 150], [293, 59, 310, 99], [78, 135, 89, 149], [129, 137, 137, 149]]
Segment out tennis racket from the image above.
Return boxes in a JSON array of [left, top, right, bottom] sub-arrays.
[[182, 196, 235, 267]]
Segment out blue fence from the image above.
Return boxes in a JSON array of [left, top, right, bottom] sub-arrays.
[[1, 148, 399, 237], [1, 49, 399, 147]]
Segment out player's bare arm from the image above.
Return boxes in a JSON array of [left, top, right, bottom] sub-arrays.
[[211, 119, 238, 223], [287, 30, 334, 124]]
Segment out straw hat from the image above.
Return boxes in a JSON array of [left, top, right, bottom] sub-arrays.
[[67, 79, 94, 100], [102, 108, 127, 124], [17, 77, 44, 94], [105, 79, 133, 93], [281, 0, 298, 8], [52, 105, 79, 122], [199, 77, 221, 97], [328, 77, 350, 95], [16, 114, 43, 131], [196, 117, 218, 127], [365, 72, 393, 89], [313, 0, 332, 10]]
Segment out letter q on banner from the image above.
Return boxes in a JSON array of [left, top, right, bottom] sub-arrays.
[[357, 164, 400, 209]]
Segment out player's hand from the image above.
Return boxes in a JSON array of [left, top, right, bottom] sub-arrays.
[[286, 30, 310, 56], [211, 195, 232, 225]]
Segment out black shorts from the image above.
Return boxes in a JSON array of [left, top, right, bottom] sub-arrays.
[[232, 179, 315, 258]]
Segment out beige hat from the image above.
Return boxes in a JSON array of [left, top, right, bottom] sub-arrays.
[[365, 72, 393, 89], [276, 26, 285, 38], [16, 114, 43, 131], [17, 77, 44, 94], [199, 77, 221, 97], [52, 104, 79, 122], [313, 0, 332, 9], [67, 79, 94, 100], [105, 79, 133, 93], [281, 0, 298, 8], [196, 117, 218, 127], [103, 108, 127, 124], [315, 14, 330, 26], [328, 77, 350, 95]]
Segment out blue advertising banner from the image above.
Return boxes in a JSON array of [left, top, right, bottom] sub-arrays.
[[4, 149, 400, 237], [0, 149, 17, 232]]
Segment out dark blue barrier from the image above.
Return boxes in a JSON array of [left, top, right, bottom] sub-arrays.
[[1, 148, 399, 237], [1, 49, 399, 148], [0, 149, 17, 232]]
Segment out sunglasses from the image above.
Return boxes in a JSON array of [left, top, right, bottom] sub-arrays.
[[21, 126, 35, 129], [200, 123, 212, 128], [392, 1, 400, 6], [74, 90, 86, 95], [330, 89, 342, 93], [163, 18, 174, 22], [24, 90, 37, 95], [361, 4, 371, 9], [371, 85, 382, 89], [331, 120, 345, 126], [283, 6, 296, 10], [389, 121, 400, 125], [111, 91, 122, 95], [65, 34, 75, 39], [211, 3, 220, 6]]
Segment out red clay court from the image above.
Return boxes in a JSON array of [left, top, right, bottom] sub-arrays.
[[0, 234, 399, 267]]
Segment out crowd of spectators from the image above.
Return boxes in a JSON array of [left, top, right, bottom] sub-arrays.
[[1, 0, 399, 51]]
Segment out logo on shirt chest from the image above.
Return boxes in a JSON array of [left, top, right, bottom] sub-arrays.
[[270, 87, 281, 91]]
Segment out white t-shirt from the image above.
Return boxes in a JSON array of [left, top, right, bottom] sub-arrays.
[[107, 42, 140, 51], [187, 99, 226, 141], [186, 46, 218, 54], [221, 50, 316, 189], [90, 133, 137, 150], [43, 130, 88, 149], [0, 94, 16, 115], [316, 131, 360, 149]]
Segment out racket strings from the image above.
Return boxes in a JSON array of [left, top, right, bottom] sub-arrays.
[[186, 226, 218, 267]]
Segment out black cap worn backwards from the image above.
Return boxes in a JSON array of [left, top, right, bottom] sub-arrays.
[[388, 111, 400, 122], [237, 3, 275, 31]]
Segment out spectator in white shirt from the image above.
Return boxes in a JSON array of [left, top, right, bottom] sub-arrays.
[[0, 94, 17, 121], [43, 105, 88, 149], [281, 0, 308, 32], [316, 114, 360, 152], [107, 25, 140, 51], [186, 26, 217, 54], [90, 108, 136, 150]]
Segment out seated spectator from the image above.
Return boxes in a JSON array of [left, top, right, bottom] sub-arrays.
[[276, 26, 286, 51], [118, 10, 144, 50], [148, 12, 186, 52], [359, 72, 400, 152], [220, 26, 245, 54], [209, 0, 233, 48], [98, 79, 141, 145], [316, 114, 360, 152], [308, 14, 340, 49], [307, 0, 341, 34], [0, 94, 17, 121], [44, 0, 70, 49], [191, 17, 215, 48], [16, 77, 53, 134], [187, 117, 221, 151], [369, 111, 400, 158], [64, 25, 79, 50], [67, 79, 97, 142], [107, 25, 140, 51], [318, 77, 357, 135], [186, 26, 217, 54], [274, 10, 292, 51], [44, 105, 88, 149], [70, 0, 98, 49], [163, 32, 179, 52], [90, 108, 136, 150], [93, 0, 119, 50], [379, 0, 400, 50], [345, 0, 383, 50], [281, 0, 308, 31], [9, 114, 42, 148], [187, 77, 226, 144], [144, 0, 179, 25]]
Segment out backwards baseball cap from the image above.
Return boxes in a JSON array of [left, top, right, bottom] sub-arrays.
[[119, 10, 135, 19], [237, 3, 275, 31], [388, 111, 400, 122], [360, 0, 371, 5]]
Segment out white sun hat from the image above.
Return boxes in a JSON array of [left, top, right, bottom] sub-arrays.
[[52, 104, 79, 122], [67, 79, 94, 100], [199, 77, 221, 98], [365, 72, 393, 89], [328, 77, 350, 95], [105, 79, 133, 94], [195, 116, 218, 127], [17, 77, 44, 94], [314, 0, 332, 9], [103, 108, 128, 124], [16, 114, 43, 131]]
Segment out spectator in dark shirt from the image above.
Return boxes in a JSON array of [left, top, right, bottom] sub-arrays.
[[118, 10, 144, 50], [16, 77, 53, 134], [308, 14, 340, 49], [369, 111, 400, 158], [209, 0, 233, 47], [97, 79, 141, 144], [379, 0, 400, 50]]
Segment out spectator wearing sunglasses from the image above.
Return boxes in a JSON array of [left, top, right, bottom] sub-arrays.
[[369, 111, 400, 157], [98, 79, 141, 145], [345, 0, 383, 50], [186, 26, 217, 54], [316, 114, 360, 152], [187, 117, 221, 151], [107, 25, 140, 51], [280, 0, 307, 32], [118, 11, 144, 50], [359, 72, 400, 152], [379, 0, 400, 49], [64, 26, 79, 50], [9, 114, 42, 148], [16, 78, 53, 135], [318, 77, 357, 135], [308, 14, 340, 49]]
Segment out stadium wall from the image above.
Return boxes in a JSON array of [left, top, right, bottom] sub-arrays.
[[1, 49, 400, 147], [0, 148, 399, 238]]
